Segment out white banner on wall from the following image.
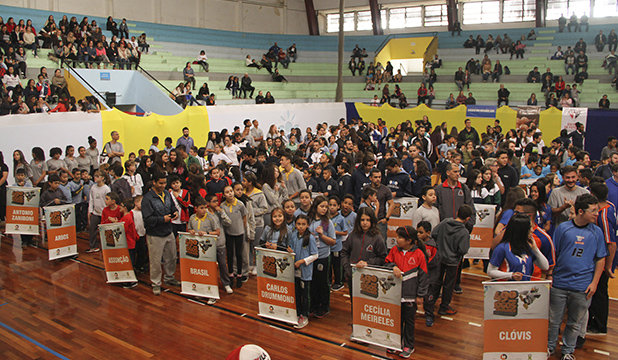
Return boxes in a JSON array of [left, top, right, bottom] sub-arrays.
[[561, 107, 587, 133], [205, 102, 347, 133]]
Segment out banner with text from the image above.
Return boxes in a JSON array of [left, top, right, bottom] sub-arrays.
[[483, 280, 551, 360], [99, 222, 137, 283], [351, 265, 402, 351], [386, 197, 419, 249], [44, 204, 77, 260], [467, 105, 497, 119], [561, 107, 588, 141], [5, 186, 40, 235], [179, 232, 220, 299], [466, 204, 496, 260], [256, 247, 297, 325]]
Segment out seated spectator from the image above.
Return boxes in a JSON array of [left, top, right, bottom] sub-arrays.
[[431, 54, 442, 69], [574, 38, 587, 53], [546, 93, 558, 108], [564, 49, 576, 74], [264, 91, 275, 104], [575, 51, 588, 73], [500, 34, 512, 54], [454, 67, 464, 90], [465, 92, 476, 105], [183, 62, 196, 90], [570, 84, 581, 106], [463, 35, 475, 48], [348, 58, 356, 76], [609, 29, 618, 52], [555, 76, 566, 98], [527, 29, 537, 40], [106, 16, 119, 37], [358, 59, 366, 76], [527, 67, 541, 83], [196, 50, 209, 72], [595, 30, 607, 52], [485, 35, 494, 53], [272, 68, 287, 83], [231, 76, 240, 98], [462, 69, 471, 90], [558, 14, 567, 33], [260, 55, 273, 74], [255, 91, 264, 104], [196, 82, 209, 101], [426, 85, 435, 107], [551, 46, 564, 60], [456, 90, 466, 105], [514, 40, 526, 59], [23, 26, 38, 58], [541, 74, 554, 98], [475, 35, 485, 55], [445, 93, 456, 109], [370, 95, 379, 106], [392, 69, 402, 82], [580, 13, 589, 32], [206, 93, 215, 106], [527, 93, 538, 105], [492, 60, 503, 83], [452, 20, 462, 36], [599, 94, 610, 109], [481, 60, 492, 82], [287, 43, 297, 63], [417, 83, 428, 105], [494, 35, 502, 54], [568, 13, 578, 32], [541, 68, 553, 82], [51, 69, 70, 99], [605, 50, 617, 75], [246, 55, 261, 69], [138, 33, 149, 54], [498, 84, 510, 106], [277, 48, 290, 69], [14, 47, 27, 78], [559, 92, 573, 109]]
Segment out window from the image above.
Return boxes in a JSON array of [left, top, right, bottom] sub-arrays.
[[463, 1, 500, 24], [503, 0, 536, 22], [547, 0, 591, 20], [389, 8, 406, 29], [356, 11, 372, 31], [593, 0, 618, 17], [326, 12, 355, 33], [405, 7, 423, 27], [568, 0, 591, 17], [389, 6, 423, 29], [425, 4, 449, 26], [546, 0, 568, 19], [381, 9, 387, 29]]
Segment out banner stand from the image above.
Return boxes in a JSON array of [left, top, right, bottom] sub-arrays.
[[256, 247, 298, 326], [179, 232, 220, 299], [44, 204, 78, 261], [99, 222, 137, 283]]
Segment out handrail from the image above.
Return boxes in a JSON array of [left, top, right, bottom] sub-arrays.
[[60, 59, 113, 108], [422, 33, 439, 65], [136, 64, 174, 95], [398, 63, 407, 76]]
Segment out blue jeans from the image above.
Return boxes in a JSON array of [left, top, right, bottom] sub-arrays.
[[377, 221, 388, 246], [548, 287, 591, 355]]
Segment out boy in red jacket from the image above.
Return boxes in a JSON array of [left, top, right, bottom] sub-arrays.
[[120, 198, 139, 289], [101, 192, 122, 224]]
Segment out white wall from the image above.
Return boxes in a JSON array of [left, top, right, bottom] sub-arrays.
[[6, 0, 310, 35]]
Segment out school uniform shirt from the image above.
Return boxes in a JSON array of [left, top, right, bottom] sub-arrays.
[[101, 206, 122, 224], [386, 170, 412, 198], [305, 177, 318, 192], [58, 183, 72, 204], [330, 213, 346, 252], [320, 177, 340, 198], [293, 207, 309, 218], [411, 204, 440, 229], [260, 225, 290, 252], [385, 246, 428, 301], [12, 180, 33, 187], [46, 158, 65, 175], [490, 243, 537, 280], [535, 203, 553, 235], [123, 173, 144, 197], [170, 189, 191, 223], [223, 144, 241, 166], [68, 180, 85, 204], [341, 231, 387, 279], [338, 173, 352, 198], [211, 152, 231, 167], [132, 209, 146, 237], [552, 220, 608, 292], [531, 224, 555, 279], [188, 210, 231, 248], [246, 188, 268, 229], [76, 156, 92, 172], [341, 211, 357, 244], [121, 212, 139, 249], [351, 168, 372, 207], [597, 202, 617, 272], [29, 160, 48, 185], [111, 177, 132, 201], [88, 184, 111, 216], [309, 218, 336, 259], [221, 199, 247, 236], [64, 157, 79, 173], [288, 230, 319, 281]]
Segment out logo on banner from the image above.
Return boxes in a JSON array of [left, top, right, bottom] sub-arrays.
[[493, 286, 542, 316], [11, 190, 37, 204], [261, 255, 291, 278], [360, 273, 396, 298], [185, 237, 214, 258], [477, 208, 492, 221], [104, 227, 122, 247], [49, 208, 71, 227]]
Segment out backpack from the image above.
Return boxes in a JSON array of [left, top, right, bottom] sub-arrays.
[[504, 66, 510, 75]]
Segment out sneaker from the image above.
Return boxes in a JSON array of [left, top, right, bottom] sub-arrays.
[[454, 286, 463, 294], [399, 347, 415, 358], [153, 285, 161, 295], [294, 315, 309, 329], [123, 282, 138, 289], [313, 309, 325, 319], [236, 276, 243, 288], [575, 336, 585, 349], [548, 348, 554, 358], [225, 285, 234, 294], [586, 328, 607, 336], [164, 279, 181, 287], [560, 354, 576, 360], [426, 317, 434, 327], [386, 348, 397, 354], [331, 283, 344, 291], [207, 298, 217, 305], [85, 248, 100, 253], [251, 268, 257, 276], [241, 276, 249, 283], [438, 306, 458, 316]]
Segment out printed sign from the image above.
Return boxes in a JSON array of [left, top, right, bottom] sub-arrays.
[[483, 280, 551, 360], [561, 107, 587, 148], [516, 105, 541, 129], [351, 265, 402, 351], [386, 197, 419, 249], [5, 186, 40, 235], [44, 204, 77, 260], [465, 204, 496, 260], [99, 222, 137, 283], [467, 105, 497, 119], [179, 232, 220, 299], [256, 247, 297, 325]]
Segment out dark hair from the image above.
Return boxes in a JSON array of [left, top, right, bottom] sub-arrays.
[[193, 195, 208, 207], [328, 195, 341, 204], [266, 207, 288, 244], [530, 181, 548, 207], [48, 174, 60, 183], [353, 207, 379, 236], [169, 174, 181, 184], [396, 225, 427, 258], [111, 164, 123, 177], [500, 213, 533, 257], [88, 136, 96, 145], [574, 193, 598, 214], [122, 198, 135, 211], [515, 198, 537, 214], [562, 165, 577, 176], [457, 204, 474, 220], [466, 169, 482, 191], [295, 214, 311, 247], [420, 185, 434, 198], [49, 147, 62, 157], [415, 159, 430, 177], [204, 192, 217, 203], [152, 171, 167, 183], [106, 191, 121, 205], [339, 162, 352, 174], [32, 147, 45, 161], [15, 168, 25, 175], [361, 186, 377, 200], [343, 194, 354, 203], [416, 220, 432, 233], [589, 183, 608, 202]]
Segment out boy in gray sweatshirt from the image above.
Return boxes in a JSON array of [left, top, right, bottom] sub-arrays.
[[425, 204, 473, 318]]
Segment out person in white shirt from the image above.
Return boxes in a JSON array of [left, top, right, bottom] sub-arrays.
[[197, 50, 209, 72], [210, 143, 231, 168], [223, 136, 241, 166], [250, 119, 264, 143]]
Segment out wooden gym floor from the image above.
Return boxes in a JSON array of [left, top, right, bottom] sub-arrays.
[[0, 232, 616, 359]]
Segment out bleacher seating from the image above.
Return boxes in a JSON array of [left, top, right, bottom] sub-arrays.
[[3, 3, 617, 108]]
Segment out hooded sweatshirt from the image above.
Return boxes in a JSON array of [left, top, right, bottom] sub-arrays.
[[341, 231, 387, 280], [432, 218, 470, 266]]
